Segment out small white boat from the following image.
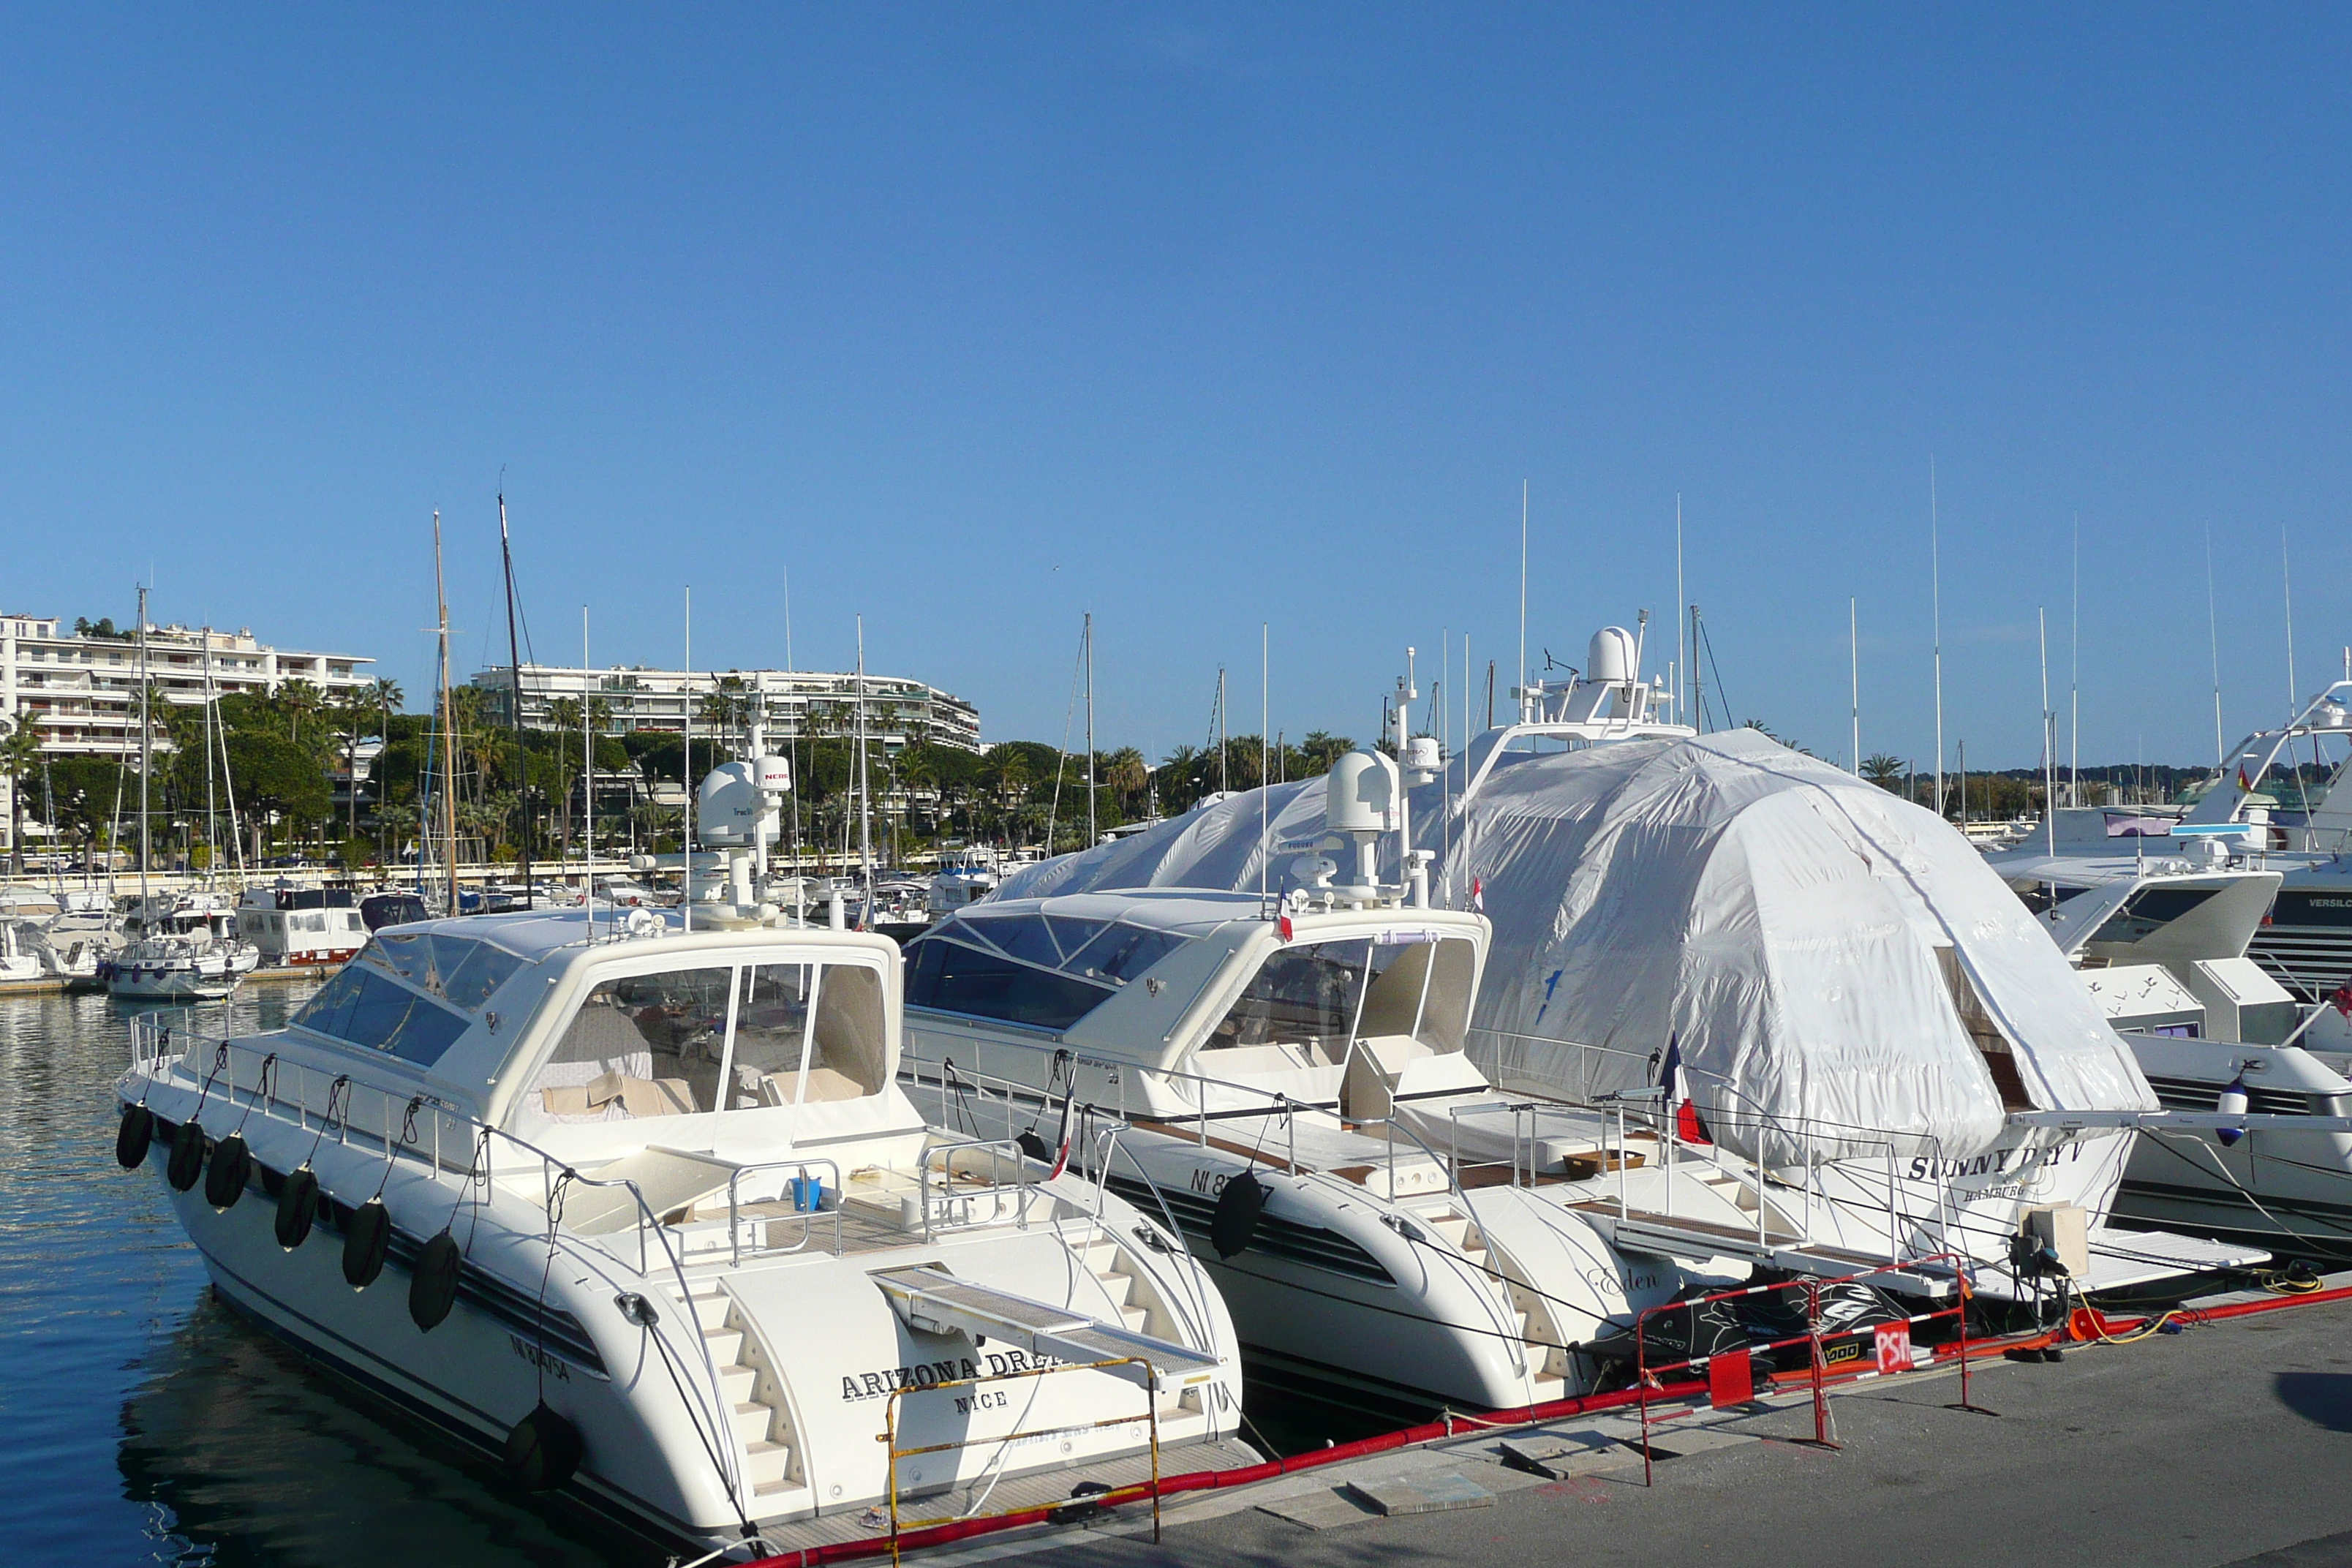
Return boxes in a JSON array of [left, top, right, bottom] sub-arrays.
[[928, 860, 999, 918], [0, 917, 47, 984], [116, 901, 1246, 1556], [103, 934, 242, 1000]]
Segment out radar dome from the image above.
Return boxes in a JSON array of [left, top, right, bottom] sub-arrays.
[[1587, 626, 1637, 685]]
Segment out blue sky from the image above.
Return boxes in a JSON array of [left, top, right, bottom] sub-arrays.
[[4, 7, 2348, 769]]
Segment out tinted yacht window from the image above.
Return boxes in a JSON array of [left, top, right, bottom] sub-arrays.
[[905, 936, 1113, 1030], [293, 965, 472, 1066]]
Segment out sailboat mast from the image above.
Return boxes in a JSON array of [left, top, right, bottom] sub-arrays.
[[1849, 596, 1861, 774], [434, 510, 458, 916], [136, 586, 149, 909], [201, 627, 218, 883], [498, 490, 531, 909], [1931, 456, 1944, 820], [856, 616, 872, 920]]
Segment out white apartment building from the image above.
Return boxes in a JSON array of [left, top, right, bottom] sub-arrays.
[[1, 612, 374, 845], [470, 663, 982, 755]]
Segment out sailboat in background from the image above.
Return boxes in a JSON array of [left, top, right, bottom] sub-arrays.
[[102, 588, 244, 1001]]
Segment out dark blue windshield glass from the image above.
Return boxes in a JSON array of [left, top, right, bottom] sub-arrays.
[[293, 965, 472, 1066]]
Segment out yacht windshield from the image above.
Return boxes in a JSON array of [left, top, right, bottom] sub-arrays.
[[904, 911, 1191, 1030], [293, 965, 472, 1066], [361, 932, 527, 1012]]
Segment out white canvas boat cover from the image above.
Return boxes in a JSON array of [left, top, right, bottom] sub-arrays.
[[1001, 729, 2155, 1164]]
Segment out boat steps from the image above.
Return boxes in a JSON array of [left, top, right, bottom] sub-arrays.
[[679, 1281, 812, 1504], [1415, 1207, 1571, 1387]]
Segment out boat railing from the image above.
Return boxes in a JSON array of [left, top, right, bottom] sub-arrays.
[[127, 1010, 747, 1509], [905, 1048, 1488, 1233], [1460, 1025, 1964, 1267], [916, 1137, 1035, 1238], [723, 1156, 845, 1267]]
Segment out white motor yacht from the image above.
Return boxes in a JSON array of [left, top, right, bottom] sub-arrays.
[[902, 722, 1787, 1418], [237, 882, 369, 968], [900, 886, 1767, 1417], [115, 908, 1246, 1557], [1989, 679, 2352, 1052], [119, 725, 1248, 1558], [2010, 858, 2352, 1258]]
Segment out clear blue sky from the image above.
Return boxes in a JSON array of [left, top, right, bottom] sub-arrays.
[[5, 7, 2348, 770]]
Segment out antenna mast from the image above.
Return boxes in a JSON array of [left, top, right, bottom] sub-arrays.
[[1676, 494, 1686, 725], [856, 615, 872, 919], [1084, 612, 1096, 848], [583, 606, 593, 912], [2070, 516, 2081, 808], [1518, 480, 1529, 720], [200, 626, 218, 883], [1849, 595, 1860, 774], [2040, 608, 2057, 858], [2283, 522, 2299, 719]]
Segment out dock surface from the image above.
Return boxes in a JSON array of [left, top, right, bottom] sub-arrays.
[[980, 1293, 2352, 1568]]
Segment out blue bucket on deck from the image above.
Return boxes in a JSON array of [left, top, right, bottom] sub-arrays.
[[789, 1174, 824, 1213]]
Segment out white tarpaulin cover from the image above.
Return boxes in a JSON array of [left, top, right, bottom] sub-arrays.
[[1000, 729, 2155, 1164]]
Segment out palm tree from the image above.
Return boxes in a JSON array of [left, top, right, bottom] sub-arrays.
[[276, 678, 323, 747], [1861, 753, 1905, 792], [0, 715, 43, 875], [369, 678, 403, 862]]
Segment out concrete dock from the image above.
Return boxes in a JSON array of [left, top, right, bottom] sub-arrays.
[[941, 1293, 2352, 1568]]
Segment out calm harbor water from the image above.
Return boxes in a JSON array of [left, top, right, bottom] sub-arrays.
[[0, 987, 658, 1568]]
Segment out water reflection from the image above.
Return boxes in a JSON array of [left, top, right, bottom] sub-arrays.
[[121, 1294, 649, 1568], [0, 985, 654, 1567]]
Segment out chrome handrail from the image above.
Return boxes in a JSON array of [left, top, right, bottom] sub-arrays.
[[917, 1137, 1033, 1237], [724, 1156, 845, 1266]]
